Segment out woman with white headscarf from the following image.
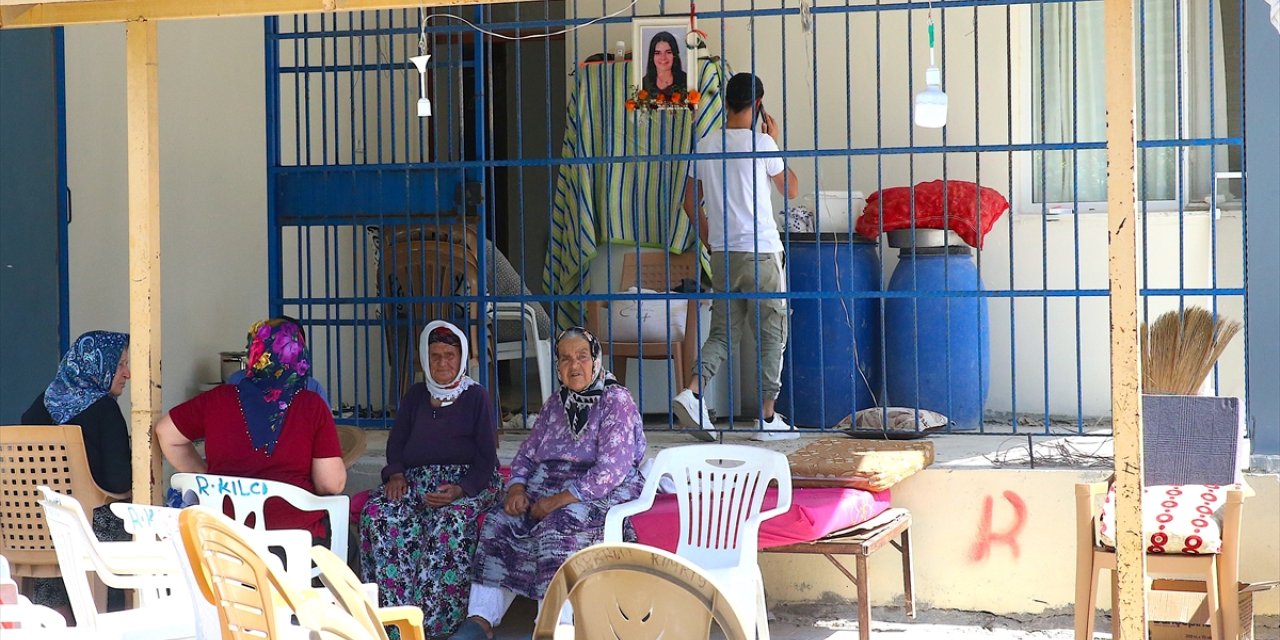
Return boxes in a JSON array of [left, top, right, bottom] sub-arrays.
[[359, 320, 501, 637]]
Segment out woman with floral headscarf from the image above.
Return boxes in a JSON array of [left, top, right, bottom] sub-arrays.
[[448, 327, 647, 640], [19, 330, 133, 610], [359, 320, 501, 637], [155, 317, 345, 540]]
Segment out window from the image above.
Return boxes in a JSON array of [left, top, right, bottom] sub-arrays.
[[1018, 0, 1240, 214]]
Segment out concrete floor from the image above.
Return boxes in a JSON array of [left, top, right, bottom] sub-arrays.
[[484, 597, 1092, 639]]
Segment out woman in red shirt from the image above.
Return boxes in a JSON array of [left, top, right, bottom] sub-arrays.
[[155, 318, 345, 540]]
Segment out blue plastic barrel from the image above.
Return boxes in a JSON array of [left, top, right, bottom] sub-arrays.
[[884, 246, 989, 430], [777, 235, 882, 428]]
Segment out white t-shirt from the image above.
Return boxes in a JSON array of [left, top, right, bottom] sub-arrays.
[[693, 129, 785, 253]]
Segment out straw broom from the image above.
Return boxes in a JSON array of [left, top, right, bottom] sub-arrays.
[[1141, 306, 1242, 395]]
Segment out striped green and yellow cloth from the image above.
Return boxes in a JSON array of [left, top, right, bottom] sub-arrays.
[[544, 57, 728, 329]]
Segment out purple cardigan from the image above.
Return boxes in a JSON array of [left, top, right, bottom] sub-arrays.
[[381, 383, 499, 497], [508, 385, 647, 501]]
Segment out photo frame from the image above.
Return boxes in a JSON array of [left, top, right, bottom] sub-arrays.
[[631, 17, 698, 96]]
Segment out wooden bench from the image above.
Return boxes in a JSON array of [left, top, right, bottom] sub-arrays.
[[762, 507, 915, 640]]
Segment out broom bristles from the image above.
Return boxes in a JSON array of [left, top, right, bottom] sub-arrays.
[[1141, 306, 1242, 395]]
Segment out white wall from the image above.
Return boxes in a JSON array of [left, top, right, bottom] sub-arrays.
[[65, 18, 269, 412], [763, 469, 1280, 616]]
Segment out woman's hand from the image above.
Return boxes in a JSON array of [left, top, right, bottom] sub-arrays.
[[384, 474, 408, 501], [504, 484, 530, 516], [424, 483, 464, 507], [531, 491, 578, 521]]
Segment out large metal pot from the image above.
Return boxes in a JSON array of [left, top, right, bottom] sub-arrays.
[[220, 351, 247, 383]]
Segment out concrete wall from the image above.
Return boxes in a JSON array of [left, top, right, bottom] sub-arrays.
[[1244, 0, 1280, 455], [65, 18, 268, 412], [762, 469, 1280, 616]]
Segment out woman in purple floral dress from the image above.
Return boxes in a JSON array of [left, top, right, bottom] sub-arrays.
[[448, 327, 647, 640], [360, 321, 501, 637]]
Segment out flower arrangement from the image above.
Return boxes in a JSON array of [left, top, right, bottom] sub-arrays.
[[626, 87, 701, 112]]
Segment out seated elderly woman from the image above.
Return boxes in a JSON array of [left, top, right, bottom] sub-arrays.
[[18, 330, 132, 611], [359, 321, 501, 637], [448, 327, 647, 640], [155, 318, 346, 542]]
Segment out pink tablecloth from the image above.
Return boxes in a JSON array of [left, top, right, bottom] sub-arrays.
[[629, 487, 892, 553]]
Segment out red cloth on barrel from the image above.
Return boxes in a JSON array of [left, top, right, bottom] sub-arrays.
[[856, 180, 1010, 249], [629, 487, 892, 552]]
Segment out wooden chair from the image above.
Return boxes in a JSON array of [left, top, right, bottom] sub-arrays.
[[178, 508, 367, 640], [0, 425, 129, 600], [310, 545, 425, 640], [586, 250, 702, 391], [1074, 481, 1249, 640], [534, 542, 748, 640]]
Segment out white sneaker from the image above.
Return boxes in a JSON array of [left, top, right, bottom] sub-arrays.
[[752, 413, 799, 441], [672, 389, 716, 441]]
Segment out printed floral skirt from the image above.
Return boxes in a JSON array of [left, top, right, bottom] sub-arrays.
[[470, 460, 642, 600], [359, 464, 500, 637]]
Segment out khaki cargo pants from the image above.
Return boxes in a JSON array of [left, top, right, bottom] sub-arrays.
[[689, 251, 789, 400]]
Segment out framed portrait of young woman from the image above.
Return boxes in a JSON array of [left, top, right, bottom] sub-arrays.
[[631, 17, 698, 98]]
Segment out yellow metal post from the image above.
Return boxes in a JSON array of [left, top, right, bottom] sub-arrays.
[[126, 20, 162, 504], [1104, 0, 1147, 637]]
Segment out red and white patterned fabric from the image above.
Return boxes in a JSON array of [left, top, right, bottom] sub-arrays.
[[1098, 484, 1232, 554]]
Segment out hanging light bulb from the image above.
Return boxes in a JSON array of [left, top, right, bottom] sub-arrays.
[[410, 53, 432, 117], [914, 18, 947, 128]]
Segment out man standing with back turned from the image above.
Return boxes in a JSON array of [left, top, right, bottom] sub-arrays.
[[673, 72, 800, 441]]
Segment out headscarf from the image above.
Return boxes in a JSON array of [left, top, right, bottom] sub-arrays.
[[419, 320, 475, 404], [236, 318, 311, 456], [44, 331, 130, 424], [556, 326, 622, 438]]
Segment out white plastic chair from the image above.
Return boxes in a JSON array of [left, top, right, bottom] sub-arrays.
[[1, 553, 67, 633], [113, 502, 320, 640], [490, 301, 555, 402], [168, 472, 349, 580], [603, 444, 793, 640], [36, 487, 194, 640]]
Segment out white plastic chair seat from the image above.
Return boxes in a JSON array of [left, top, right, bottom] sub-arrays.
[[604, 444, 793, 640], [88, 605, 198, 640]]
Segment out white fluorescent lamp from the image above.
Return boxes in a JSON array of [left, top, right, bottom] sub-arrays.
[[913, 20, 947, 128], [410, 54, 432, 117]]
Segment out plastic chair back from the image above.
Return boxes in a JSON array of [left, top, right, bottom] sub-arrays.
[[532, 542, 748, 640], [640, 444, 792, 570], [38, 487, 193, 639], [310, 545, 433, 640], [179, 508, 367, 640], [111, 503, 221, 640], [0, 425, 126, 580], [169, 472, 349, 580]]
